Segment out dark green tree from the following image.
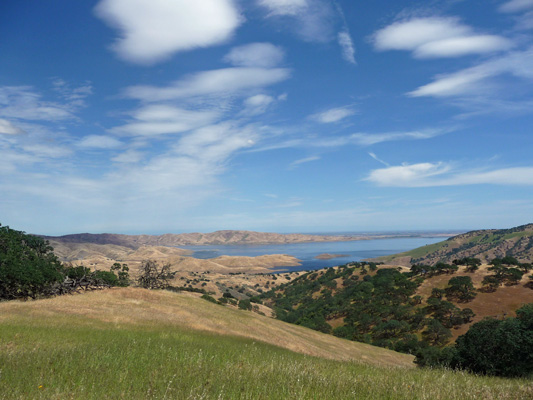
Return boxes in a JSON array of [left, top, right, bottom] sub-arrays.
[[453, 305, 533, 377], [445, 276, 476, 302], [0, 224, 64, 299]]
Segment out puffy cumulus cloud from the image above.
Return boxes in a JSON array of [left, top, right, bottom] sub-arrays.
[[366, 162, 533, 187], [311, 106, 356, 123], [110, 105, 220, 137], [0, 119, 24, 135], [499, 0, 533, 13], [223, 43, 285, 68], [78, 135, 123, 149], [124, 67, 291, 102], [338, 31, 356, 64], [372, 17, 513, 58], [409, 47, 533, 97], [94, 0, 242, 64]]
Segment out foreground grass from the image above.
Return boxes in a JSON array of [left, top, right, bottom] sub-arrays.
[[1, 318, 531, 399], [1, 289, 531, 399]]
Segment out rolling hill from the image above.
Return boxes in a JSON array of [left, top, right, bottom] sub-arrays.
[[374, 223, 533, 266], [1, 288, 530, 399]]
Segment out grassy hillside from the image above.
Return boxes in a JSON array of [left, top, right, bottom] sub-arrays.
[[376, 223, 533, 265], [1, 289, 531, 399]]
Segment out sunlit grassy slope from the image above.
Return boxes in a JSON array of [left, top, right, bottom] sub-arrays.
[[0, 288, 531, 399]]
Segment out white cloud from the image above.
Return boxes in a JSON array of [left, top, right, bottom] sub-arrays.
[[414, 35, 513, 58], [312, 106, 356, 123], [409, 47, 533, 97], [224, 43, 285, 67], [78, 135, 123, 149], [499, 0, 533, 13], [0, 86, 76, 121], [366, 162, 451, 186], [252, 127, 450, 152], [338, 31, 356, 64], [289, 155, 320, 168], [366, 162, 533, 187], [95, 0, 242, 65], [0, 119, 24, 135], [368, 152, 389, 167], [111, 105, 220, 137], [111, 149, 144, 164], [258, 0, 307, 16], [372, 17, 512, 58], [257, 0, 335, 42], [124, 67, 291, 102], [242, 94, 275, 115]]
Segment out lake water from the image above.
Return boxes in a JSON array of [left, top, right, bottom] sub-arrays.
[[179, 237, 447, 272]]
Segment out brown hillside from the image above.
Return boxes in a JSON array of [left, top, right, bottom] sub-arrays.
[[414, 264, 533, 340]]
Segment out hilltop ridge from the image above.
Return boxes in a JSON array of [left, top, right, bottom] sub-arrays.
[[374, 223, 533, 266], [41, 229, 454, 249]]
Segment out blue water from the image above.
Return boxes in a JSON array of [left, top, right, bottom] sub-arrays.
[[179, 237, 446, 272]]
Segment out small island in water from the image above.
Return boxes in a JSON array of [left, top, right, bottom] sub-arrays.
[[315, 253, 350, 260]]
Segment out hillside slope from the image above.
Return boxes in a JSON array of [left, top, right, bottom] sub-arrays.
[[2, 289, 530, 399], [0, 287, 413, 368], [375, 223, 533, 266]]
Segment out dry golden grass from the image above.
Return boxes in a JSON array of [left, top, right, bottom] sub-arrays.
[[415, 265, 533, 339], [0, 287, 414, 368]]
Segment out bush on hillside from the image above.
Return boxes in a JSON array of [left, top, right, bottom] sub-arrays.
[[137, 260, 176, 289]]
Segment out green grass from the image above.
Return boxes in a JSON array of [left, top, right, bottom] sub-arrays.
[[1, 317, 531, 399]]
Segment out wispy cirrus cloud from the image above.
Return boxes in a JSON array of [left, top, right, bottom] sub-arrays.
[[110, 105, 221, 137], [408, 47, 533, 97], [124, 67, 291, 102], [94, 0, 242, 65], [223, 42, 285, 68], [289, 155, 320, 168], [0, 119, 24, 135], [366, 162, 533, 187], [311, 106, 356, 123], [338, 30, 356, 64], [372, 17, 513, 58], [257, 0, 336, 42]]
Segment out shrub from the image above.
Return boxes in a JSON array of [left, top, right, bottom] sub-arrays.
[[201, 294, 217, 304], [137, 260, 176, 289], [238, 299, 252, 310]]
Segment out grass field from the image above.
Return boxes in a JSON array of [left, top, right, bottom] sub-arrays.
[[0, 289, 531, 399]]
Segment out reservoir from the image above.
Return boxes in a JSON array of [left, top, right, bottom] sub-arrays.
[[179, 236, 447, 271]]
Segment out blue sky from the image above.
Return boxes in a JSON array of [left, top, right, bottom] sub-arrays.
[[1, 0, 532, 235]]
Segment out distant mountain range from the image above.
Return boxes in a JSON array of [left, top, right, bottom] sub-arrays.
[[376, 223, 533, 265], [41, 229, 451, 249]]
